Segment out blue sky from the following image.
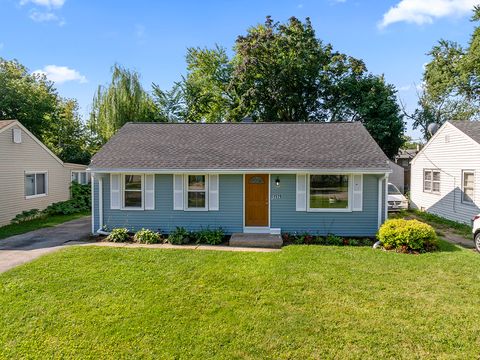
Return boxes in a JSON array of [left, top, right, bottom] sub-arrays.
[[0, 0, 477, 140]]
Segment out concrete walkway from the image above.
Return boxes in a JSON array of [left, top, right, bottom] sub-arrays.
[[0, 216, 92, 273]]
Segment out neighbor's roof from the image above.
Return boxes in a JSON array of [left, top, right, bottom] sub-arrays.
[[0, 120, 16, 131], [450, 121, 480, 144], [89, 122, 390, 171]]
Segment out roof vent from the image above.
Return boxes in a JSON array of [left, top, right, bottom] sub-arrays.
[[12, 128, 22, 144]]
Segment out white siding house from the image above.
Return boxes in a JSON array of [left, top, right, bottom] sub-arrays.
[[410, 121, 480, 224], [0, 120, 88, 226]]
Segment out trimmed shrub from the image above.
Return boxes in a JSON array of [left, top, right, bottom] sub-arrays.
[[133, 229, 162, 244], [194, 228, 225, 245], [377, 219, 438, 252], [167, 227, 191, 245], [107, 228, 130, 243]]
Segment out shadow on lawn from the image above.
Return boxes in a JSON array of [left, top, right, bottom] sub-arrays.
[[437, 239, 464, 253]]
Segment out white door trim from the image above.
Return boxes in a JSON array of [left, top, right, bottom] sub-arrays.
[[243, 173, 271, 232]]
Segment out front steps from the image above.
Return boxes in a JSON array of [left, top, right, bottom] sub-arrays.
[[229, 233, 283, 249]]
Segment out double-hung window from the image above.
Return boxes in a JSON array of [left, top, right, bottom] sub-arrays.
[[462, 171, 475, 204], [123, 174, 143, 209], [25, 172, 47, 198], [72, 171, 91, 185], [423, 170, 440, 193], [186, 175, 207, 210], [308, 175, 350, 211]]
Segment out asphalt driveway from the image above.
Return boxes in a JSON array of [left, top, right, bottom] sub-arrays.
[[0, 216, 91, 273]]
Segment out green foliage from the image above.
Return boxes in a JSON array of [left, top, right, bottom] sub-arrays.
[[0, 58, 58, 141], [175, 16, 404, 157], [10, 209, 44, 224], [377, 219, 438, 252], [411, 7, 480, 138], [194, 227, 225, 245], [152, 82, 185, 122], [10, 183, 91, 222], [281, 232, 373, 247], [133, 228, 162, 244], [182, 45, 236, 122], [88, 64, 164, 144], [325, 233, 343, 246], [167, 227, 192, 245], [0, 58, 94, 164], [43, 183, 91, 216], [107, 228, 131, 243]]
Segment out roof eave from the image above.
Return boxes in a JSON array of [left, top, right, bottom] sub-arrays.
[[87, 167, 392, 175]]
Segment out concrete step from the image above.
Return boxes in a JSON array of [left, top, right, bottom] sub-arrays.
[[229, 233, 283, 249]]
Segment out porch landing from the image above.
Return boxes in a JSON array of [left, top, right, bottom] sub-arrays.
[[229, 233, 283, 249]]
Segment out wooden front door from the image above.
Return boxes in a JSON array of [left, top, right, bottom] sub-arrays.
[[245, 174, 269, 227]]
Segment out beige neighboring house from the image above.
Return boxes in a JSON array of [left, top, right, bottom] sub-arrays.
[[0, 120, 88, 226]]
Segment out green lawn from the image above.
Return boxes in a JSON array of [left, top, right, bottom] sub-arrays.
[[0, 211, 90, 240], [1, 244, 480, 358], [391, 210, 472, 240]]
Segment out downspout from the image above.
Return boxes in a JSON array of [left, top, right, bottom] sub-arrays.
[[378, 174, 387, 229], [384, 173, 389, 223], [91, 173, 95, 234], [96, 176, 106, 235]]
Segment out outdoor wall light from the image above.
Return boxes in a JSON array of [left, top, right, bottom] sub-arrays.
[[275, 177, 281, 187]]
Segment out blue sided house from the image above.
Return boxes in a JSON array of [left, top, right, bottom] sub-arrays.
[[88, 122, 390, 238]]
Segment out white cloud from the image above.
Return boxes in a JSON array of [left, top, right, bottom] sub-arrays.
[[379, 0, 478, 28], [399, 85, 412, 91], [29, 10, 65, 25], [20, 0, 65, 8], [33, 65, 87, 84]]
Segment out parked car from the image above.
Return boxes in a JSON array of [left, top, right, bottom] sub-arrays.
[[471, 214, 480, 252], [388, 183, 408, 211]]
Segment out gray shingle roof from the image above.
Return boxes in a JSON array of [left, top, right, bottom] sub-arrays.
[[89, 122, 390, 171], [450, 121, 480, 144]]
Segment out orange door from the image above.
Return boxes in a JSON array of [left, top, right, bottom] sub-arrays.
[[245, 174, 269, 227]]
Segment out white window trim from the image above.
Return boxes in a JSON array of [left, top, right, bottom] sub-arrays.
[[306, 174, 352, 213], [462, 170, 475, 205], [184, 174, 208, 211], [71, 171, 91, 185], [423, 169, 440, 194], [121, 174, 144, 210], [25, 171, 48, 199]]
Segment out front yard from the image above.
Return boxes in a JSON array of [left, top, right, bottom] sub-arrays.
[[1, 243, 480, 358]]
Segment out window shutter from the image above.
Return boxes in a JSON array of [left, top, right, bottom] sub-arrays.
[[173, 174, 184, 210], [352, 174, 363, 211], [209, 174, 219, 211], [145, 174, 155, 210], [110, 174, 121, 209], [296, 174, 307, 211]]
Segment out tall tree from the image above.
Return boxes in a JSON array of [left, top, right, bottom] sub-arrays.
[[45, 99, 92, 164], [182, 45, 237, 122], [233, 17, 332, 122], [323, 74, 405, 159], [180, 16, 404, 157], [152, 82, 186, 123], [88, 64, 161, 144], [0, 58, 58, 141], [406, 6, 480, 141]]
